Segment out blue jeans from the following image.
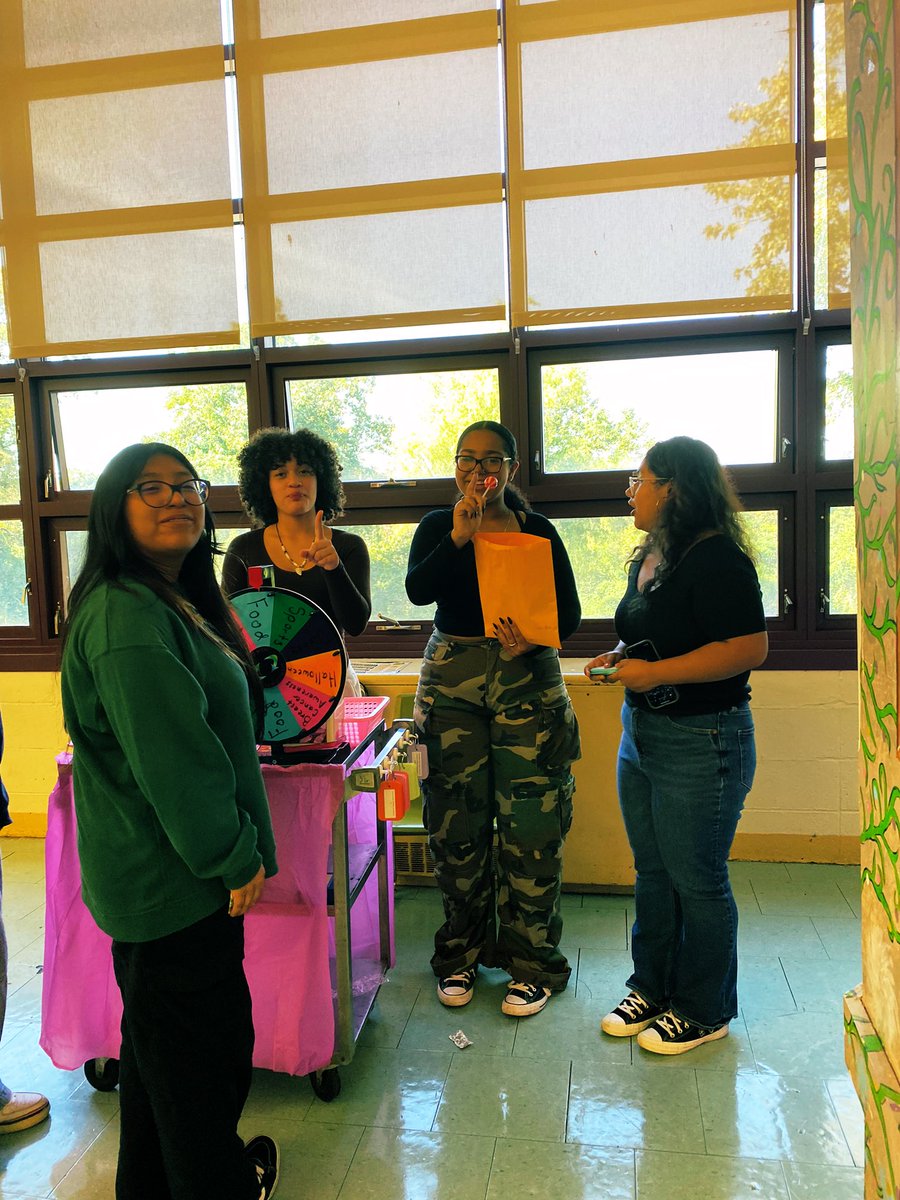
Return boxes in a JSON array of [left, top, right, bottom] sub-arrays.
[[618, 702, 756, 1030]]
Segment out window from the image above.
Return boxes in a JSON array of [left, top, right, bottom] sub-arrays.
[[0, 391, 30, 631]]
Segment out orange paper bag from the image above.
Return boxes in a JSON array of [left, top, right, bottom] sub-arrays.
[[473, 532, 560, 649]]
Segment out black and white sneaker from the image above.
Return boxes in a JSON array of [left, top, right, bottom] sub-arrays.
[[600, 991, 667, 1037], [501, 981, 550, 1017], [437, 967, 477, 1007], [245, 1134, 279, 1199], [636, 1012, 729, 1055]]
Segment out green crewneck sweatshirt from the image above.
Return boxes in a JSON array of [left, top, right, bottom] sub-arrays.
[[61, 579, 277, 943]]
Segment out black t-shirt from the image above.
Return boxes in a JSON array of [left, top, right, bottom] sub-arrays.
[[221, 527, 371, 637], [614, 535, 766, 715], [406, 508, 581, 641]]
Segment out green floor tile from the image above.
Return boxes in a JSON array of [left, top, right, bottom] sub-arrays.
[[561, 905, 629, 952], [242, 1066, 314, 1122], [304, 1047, 451, 1131], [697, 1072, 854, 1166], [636, 1148, 790, 1200], [513, 987, 632, 1065], [567, 1061, 705, 1152], [434, 1052, 570, 1141], [746, 1009, 848, 1078], [738, 915, 830, 961], [810, 919, 862, 963], [355, 981, 421, 1050], [738, 955, 798, 1016], [751, 882, 857, 920], [48, 1115, 120, 1200], [487, 1138, 636, 1199], [338, 1128, 495, 1200], [398, 973, 517, 1057], [780, 958, 861, 1015], [826, 1075, 865, 1168], [781, 1160, 865, 1200]]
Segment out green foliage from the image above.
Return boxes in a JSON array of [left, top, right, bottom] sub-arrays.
[[541, 365, 648, 473], [288, 376, 392, 480], [398, 369, 500, 478]]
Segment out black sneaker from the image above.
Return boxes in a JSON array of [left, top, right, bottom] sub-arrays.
[[501, 980, 550, 1017], [600, 991, 667, 1037], [437, 967, 477, 1007], [636, 1012, 729, 1056], [245, 1134, 279, 1199]]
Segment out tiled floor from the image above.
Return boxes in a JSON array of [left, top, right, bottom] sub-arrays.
[[1, 839, 865, 1199]]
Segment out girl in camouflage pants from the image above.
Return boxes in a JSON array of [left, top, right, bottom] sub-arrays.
[[406, 422, 581, 1018]]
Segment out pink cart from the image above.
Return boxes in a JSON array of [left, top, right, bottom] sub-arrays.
[[40, 722, 398, 1102]]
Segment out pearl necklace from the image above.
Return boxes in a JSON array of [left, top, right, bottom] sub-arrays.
[[274, 523, 308, 574]]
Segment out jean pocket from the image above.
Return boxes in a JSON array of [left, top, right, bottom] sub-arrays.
[[662, 713, 718, 737], [737, 727, 757, 790]]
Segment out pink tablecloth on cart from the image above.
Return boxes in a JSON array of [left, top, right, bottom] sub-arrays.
[[40, 753, 393, 1078]]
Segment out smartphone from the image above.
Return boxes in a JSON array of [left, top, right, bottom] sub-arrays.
[[623, 640, 680, 709], [589, 666, 618, 677]]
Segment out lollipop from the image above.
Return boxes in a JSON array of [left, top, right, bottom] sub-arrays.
[[483, 475, 498, 492]]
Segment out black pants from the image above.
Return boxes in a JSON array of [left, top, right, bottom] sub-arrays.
[[111, 907, 260, 1200]]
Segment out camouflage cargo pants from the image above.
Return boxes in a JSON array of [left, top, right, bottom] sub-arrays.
[[414, 631, 581, 992]]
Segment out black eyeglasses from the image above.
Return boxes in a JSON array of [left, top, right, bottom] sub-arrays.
[[455, 454, 511, 474], [126, 479, 210, 508]]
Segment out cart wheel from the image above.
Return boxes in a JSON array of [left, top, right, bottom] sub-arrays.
[[308, 1067, 341, 1101], [84, 1057, 120, 1092]]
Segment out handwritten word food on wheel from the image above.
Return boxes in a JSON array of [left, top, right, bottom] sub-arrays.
[[230, 587, 347, 741]]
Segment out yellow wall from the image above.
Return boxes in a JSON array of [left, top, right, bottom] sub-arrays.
[[0, 668, 858, 870]]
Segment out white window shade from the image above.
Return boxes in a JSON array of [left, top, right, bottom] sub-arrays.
[[235, 3, 505, 337], [0, 0, 238, 357], [506, 0, 796, 326]]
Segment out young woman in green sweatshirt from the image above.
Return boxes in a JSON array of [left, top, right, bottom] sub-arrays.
[[61, 443, 279, 1200]]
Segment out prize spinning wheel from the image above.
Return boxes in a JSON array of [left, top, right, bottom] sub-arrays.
[[230, 586, 347, 743]]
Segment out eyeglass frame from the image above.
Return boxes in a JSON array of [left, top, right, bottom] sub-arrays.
[[628, 474, 672, 490], [454, 453, 513, 475], [125, 478, 211, 508]]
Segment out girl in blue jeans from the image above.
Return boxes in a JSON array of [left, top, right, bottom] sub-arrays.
[[585, 436, 768, 1055]]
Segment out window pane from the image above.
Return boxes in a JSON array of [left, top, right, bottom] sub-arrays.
[[336, 522, 419, 623], [287, 368, 500, 483], [739, 509, 780, 617], [551, 515, 638, 620], [827, 505, 856, 614], [61, 530, 87, 611], [0, 393, 20, 504], [52, 381, 249, 489], [0, 521, 29, 627], [823, 343, 853, 460], [541, 351, 779, 474]]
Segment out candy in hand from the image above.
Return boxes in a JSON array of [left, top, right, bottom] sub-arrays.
[[483, 475, 498, 491]]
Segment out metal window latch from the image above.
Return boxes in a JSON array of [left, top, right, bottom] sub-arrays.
[[819, 589, 830, 613], [43, 470, 53, 498], [20, 579, 31, 605], [781, 437, 792, 459], [783, 589, 794, 611], [53, 603, 62, 635], [376, 613, 401, 627], [369, 479, 416, 488]]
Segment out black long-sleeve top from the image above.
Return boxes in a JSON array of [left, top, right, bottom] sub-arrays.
[[406, 508, 581, 641], [222, 527, 371, 637]]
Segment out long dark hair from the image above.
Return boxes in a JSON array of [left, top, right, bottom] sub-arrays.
[[635, 436, 753, 586], [238, 427, 345, 525], [455, 420, 531, 512], [63, 442, 263, 725]]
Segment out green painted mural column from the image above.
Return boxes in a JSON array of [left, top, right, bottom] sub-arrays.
[[844, 1, 900, 1196]]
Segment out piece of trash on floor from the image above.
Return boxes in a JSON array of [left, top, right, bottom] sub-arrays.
[[449, 1029, 472, 1049]]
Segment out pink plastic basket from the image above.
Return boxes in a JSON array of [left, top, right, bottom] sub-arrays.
[[335, 696, 389, 745]]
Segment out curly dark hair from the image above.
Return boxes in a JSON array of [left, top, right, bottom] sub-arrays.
[[237, 428, 346, 525], [455, 420, 531, 512], [634, 436, 754, 586]]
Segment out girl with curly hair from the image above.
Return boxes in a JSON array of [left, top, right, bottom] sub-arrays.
[[222, 429, 371, 650]]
